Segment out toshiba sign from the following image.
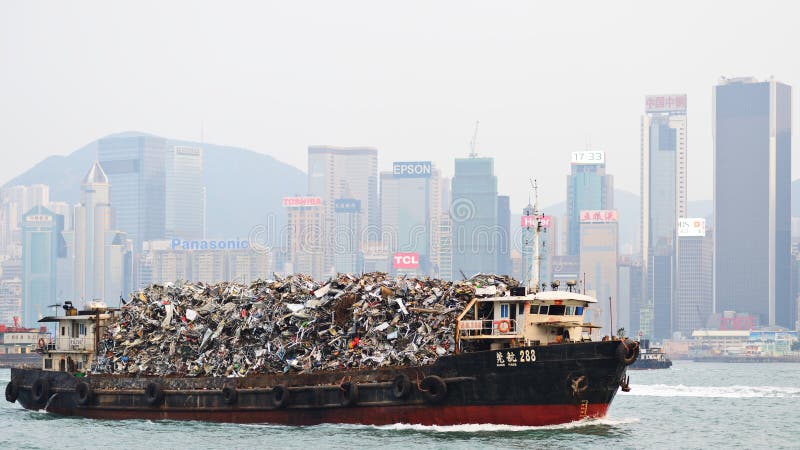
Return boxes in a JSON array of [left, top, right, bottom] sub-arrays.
[[393, 252, 420, 269]]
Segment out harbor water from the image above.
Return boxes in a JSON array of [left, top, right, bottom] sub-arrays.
[[2, 361, 798, 449]]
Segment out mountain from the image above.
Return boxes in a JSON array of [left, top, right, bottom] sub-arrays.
[[3, 132, 307, 238]]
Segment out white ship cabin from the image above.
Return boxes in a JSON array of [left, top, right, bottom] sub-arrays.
[[457, 289, 600, 350], [37, 301, 112, 373]]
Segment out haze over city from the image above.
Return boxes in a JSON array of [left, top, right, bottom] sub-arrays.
[[3, 0, 800, 210]]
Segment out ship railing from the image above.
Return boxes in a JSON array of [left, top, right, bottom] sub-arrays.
[[53, 337, 93, 351], [458, 319, 519, 337]]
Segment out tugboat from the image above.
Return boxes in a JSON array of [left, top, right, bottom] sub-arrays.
[[630, 339, 672, 370], [5, 184, 639, 426]]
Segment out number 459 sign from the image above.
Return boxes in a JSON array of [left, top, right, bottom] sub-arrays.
[[571, 151, 605, 165]]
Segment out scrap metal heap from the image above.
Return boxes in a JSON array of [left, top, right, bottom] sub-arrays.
[[93, 273, 518, 377]]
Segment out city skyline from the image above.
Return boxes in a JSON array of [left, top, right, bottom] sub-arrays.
[[4, 2, 800, 213]]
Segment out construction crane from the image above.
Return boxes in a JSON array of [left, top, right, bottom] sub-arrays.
[[469, 120, 480, 158]]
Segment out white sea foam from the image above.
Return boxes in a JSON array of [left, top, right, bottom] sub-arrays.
[[352, 417, 640, 433], [628, 384, 800, 398]]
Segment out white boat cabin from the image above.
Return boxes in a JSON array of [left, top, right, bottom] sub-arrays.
[[457, 289, 600, 350], [37, 302, 111, 373]]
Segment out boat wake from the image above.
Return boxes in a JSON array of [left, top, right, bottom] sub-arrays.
[[345, 417, 641, 433], [629, 384, 800, 398]]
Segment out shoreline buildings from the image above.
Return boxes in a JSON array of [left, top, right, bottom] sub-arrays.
[[566, 151, 613, 256], [451, 156, 498, 276], [713, 77, 792, 328], [641, 94, 688, 339]]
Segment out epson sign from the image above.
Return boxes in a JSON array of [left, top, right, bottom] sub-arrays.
[[392, 161, 432, 178]]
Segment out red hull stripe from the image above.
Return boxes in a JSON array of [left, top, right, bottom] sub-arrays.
[[67, 403, 610, 427]]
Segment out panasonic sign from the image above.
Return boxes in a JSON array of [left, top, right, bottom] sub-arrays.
[[392, 161, 432, 178], [171, 239, 250, 251]]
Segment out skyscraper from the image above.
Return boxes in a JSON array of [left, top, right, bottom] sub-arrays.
[[21, 206, 64, 326], [641, 94, 687, 339], [451, 157, 498, 276], [73, 163, 113, 302], [566, 151, 613, 256], [496, 195, 511, 276], [166, 146, 205, 240], [98, 135, 167, 248], [380, 162, 440, 276], [713, 77, 792, 327], [308, 146, 378, 275], [579, 210, 618, 335], [333, 198, 361, 274], [283, 197, 325, 279], [675, 219, 713, 336]]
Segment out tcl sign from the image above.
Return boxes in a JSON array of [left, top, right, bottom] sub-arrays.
[[393, 252, 420, 269]]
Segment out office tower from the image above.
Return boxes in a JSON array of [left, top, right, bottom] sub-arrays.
[[579, 210, 618, 335], [48, 202, 72, 231], [284, 197, 325, 279], [0, 278, 22, 326], [437, 213, 453, 280], [380, 162, 440, 276], [1, 185, 51, 257], [105, 231, 133, 300], [675, 219, 713, 336], [308, 146, 378, 274], [641, 94, 687, 340], [73, 163, 113, 302], [166, 146, 205, 240], [496, 195, 511, 276], [21, 206, 64, 326], [451, 157, 498, 276], [98, 135, 167, 248], [566, 151, 613, 256], [617, 256, 643, 337], [714, 77, 792, 327], [26, 185, 49, 210], [333, 198, 361, 274]]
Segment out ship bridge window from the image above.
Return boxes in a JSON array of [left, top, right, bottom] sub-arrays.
[[78, 324, 86, 336], [44, 359, 52, 369], [549, 305, 566, 315], [518, 303, 525, 315], [575, 306, 584, 316], [499, 304, 510, 319], [534, 305, 549, 315], [565, 306, 575, 315]]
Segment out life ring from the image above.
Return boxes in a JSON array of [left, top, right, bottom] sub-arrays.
[[221, 386, 238, 405], [75, 381, 92, 405], [271, 384, 290, 409], [496, 320, 511, 333], [31, 378, 50, 405], [420, 375, 447, 404], [392, 373, 412, 399], [5, 380, 19, 403], [144, 382, 164, 406], [339, 381, 359, 407], [37, 338, 46, 349], [615, 339, 640, 366]]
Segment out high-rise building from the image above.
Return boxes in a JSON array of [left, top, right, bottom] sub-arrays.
[[641, 94, 687, 340], [21, 206, 64, 326], [98, 135, 167, 248], [73, 163, 113, 302], [713, 77, 792, 327], [105, 231, 133, 300], [437, 213, 453, 280], [566, 151, 613, 256], [675, 219, 713, 336], [165, 146, 205, 240], [0, 185, 51, 257], [333, 198, 361, 274], [380, 162, 440, 276], [451, 157, 498, 276], [0, 278, 22, 326], [496, 195, 511, 276], [308, 146, 378, 275], [617, 255, 643, 337], [579, 210, 618, 335], [284, 197, 325, 279]]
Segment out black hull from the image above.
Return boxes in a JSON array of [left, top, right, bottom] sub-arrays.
[[7, 340, 633, 426], [630, 359, 673, 370]]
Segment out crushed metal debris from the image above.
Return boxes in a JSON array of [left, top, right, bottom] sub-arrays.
[[93, 273, 519, 377]]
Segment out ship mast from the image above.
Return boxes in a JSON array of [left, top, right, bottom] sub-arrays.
[[528, 179, 543, 293]]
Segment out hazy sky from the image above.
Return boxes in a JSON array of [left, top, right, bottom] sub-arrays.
[[2, 1, 799, 210]]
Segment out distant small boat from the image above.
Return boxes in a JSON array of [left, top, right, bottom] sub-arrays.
[[630, 340, 672, 370]]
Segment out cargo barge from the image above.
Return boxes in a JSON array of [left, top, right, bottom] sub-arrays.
[[5, 199, 638, 426]]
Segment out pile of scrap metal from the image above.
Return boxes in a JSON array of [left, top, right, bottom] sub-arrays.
[[92, 273, 518, 377]]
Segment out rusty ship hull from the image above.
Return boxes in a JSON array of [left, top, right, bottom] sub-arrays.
[[7, 340, 632, 426]]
